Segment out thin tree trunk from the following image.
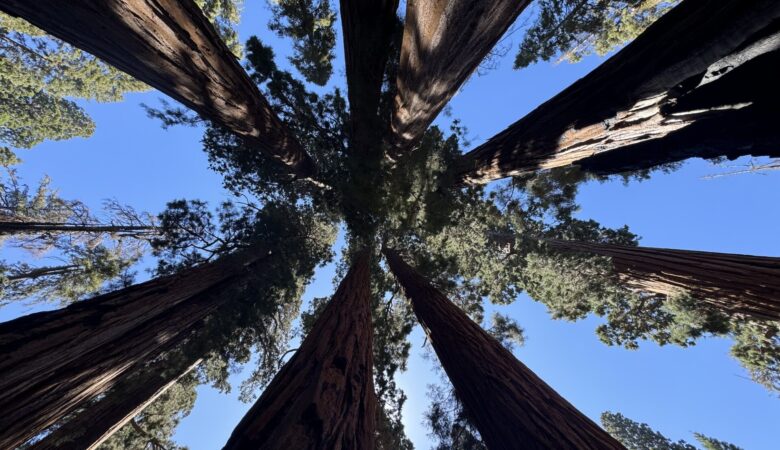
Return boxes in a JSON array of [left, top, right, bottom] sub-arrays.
[[0, 221, 156, 234], [0, 0, 316, 177], [546, 239, 780, 322], [0, 248, 269, 449], [456, 0, 780, 184], [223, 250, 375, 449], [33, 357, 202, 450], [383, 248, 624, 449], [390, 0, 530, 153], [340, 0, 399, 155], [5, 264, 79, 281]]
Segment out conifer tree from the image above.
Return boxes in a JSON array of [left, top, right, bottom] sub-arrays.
[[223, 250, 375, 449], [456, 0, 780, 184]]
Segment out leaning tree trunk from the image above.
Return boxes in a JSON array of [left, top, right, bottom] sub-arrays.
[[33, 356, 202, 450], [223, 250, 375, 449], [383, 248, 624, 450], [0, 249, 269, 449], [546, 239, 780, 322], [456, 0, 780, 184], [340, 0, 399, 155], [390, 0, 530, 153], [0, 0, 315, 177]]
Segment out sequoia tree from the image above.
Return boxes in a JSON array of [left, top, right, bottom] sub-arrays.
[[546, 239, 780, 322], [0, 248, 270, 449], [383, 247, 624, 449], [390, 0, 530, 153], [0, 0, 316, 177], [456, 0, 780, 184], [223, 249, 375, 449]]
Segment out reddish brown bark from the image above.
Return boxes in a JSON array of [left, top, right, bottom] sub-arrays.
[[383, 248, 625, 450], [223, 250, 375, 449], [391, 0, 530, 153], [0, 0, 315, 177], [456, 0, 780, 184], [547, 239, 780, 322], [33, 357, 202, 450], [0, 249, 269, 449]]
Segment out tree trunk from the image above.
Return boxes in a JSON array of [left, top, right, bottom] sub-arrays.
[[223, 250, 375, 449], [390, 0, 530, 153], [340, 0, 399, 155], [0, 221, 156, 234], [5, 264, 79, 281], [0, 0, 315, 178], [32, 357, 202, 450], [546, 239, 780, 322], [383, 248, 624, 450], [0, 248, 269, 449], [455, 0, 780, 184]]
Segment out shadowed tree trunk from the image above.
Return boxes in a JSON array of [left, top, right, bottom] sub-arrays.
[[223, 250, 375, 449], [383, 248, 625, 450], [390, 0, 530, 153], [340, 0, 399, 154], [0, 249, 270, 449], [33, 357, 202, 450], [0, 0, 316, 177], [456, 0, 780, 184], [546, 239, 780, 322], [0, 221, 157, 237]]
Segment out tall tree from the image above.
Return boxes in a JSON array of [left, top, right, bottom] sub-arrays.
[[223, 249, 375, 449], [33, 356, 202, 450], [390, 0, 530, 153], [383, 247, 624, 449], [455, 0, 780, 184], [0, 248, 270, 449], [546, 239, 780, 322], [601, 411, 743, 450], [0, 0, 316, 177]]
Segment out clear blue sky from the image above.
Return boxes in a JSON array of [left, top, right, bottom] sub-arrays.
[[2, 2, 779, 449]]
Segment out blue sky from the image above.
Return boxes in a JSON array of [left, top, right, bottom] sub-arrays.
[[2, 2, 779, 449]]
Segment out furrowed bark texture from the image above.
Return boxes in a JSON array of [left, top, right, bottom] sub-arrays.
[[223, 250, 375, 450], [547, 239, 780, 322], [33, 358, 202, 450], [0, 0, 315, 177], [340, 0, 399, 154], [0, 249, 269, 449], [456, 0, 780, 184], [383, 248, 624, 450], [391, 0, 530, 152]]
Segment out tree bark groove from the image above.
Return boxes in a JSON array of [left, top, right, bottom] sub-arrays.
[[547, 239, 780, 321], [0, 249, 269, 449], [456, 0, 780, 184], [223, 249, 375, 450], [383, 248, 624, 450], [390, 0, 530, 153], [0, 0, 316, 177]]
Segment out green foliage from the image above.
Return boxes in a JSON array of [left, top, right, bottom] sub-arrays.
[[196, 0, 244, 56], [267, 0, 337, 85], [729, 319, 780, 393], [0, 243, 138, 306], [0, 13, 145, 148], [601, 411, 742, 450], [0, 1, 242, 149], [514, 0, 678, 69]]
